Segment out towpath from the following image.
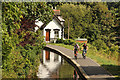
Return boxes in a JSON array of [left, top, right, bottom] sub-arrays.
[[46, 44, 115, 80]]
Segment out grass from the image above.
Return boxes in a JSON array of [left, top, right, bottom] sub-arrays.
[[87, 49, 117, 65], [49, 43, 120, 78]]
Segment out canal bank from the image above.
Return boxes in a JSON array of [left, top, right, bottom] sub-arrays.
[[46, 44, 115, 80], [37, 49, 78, 79], [44, 45, 88, 80]]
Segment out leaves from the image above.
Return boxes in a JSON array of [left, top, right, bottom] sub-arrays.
[[58, 2, 118, 46], [2, 2, 53, 78]]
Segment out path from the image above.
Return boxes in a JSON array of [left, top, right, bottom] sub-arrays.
[[46, 44, 115, 80]]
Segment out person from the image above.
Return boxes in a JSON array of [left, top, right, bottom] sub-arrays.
[[73, 69, 77, 80], [82, 43, 88, 58], [73, 43, 79, 59]]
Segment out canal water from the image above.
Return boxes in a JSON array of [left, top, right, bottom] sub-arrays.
[[37, 49, 79, 78], [118, 53, 120, 65]]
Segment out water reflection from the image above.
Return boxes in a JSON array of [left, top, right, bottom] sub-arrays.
[[118, 53, 120, 65], [37, 49, 62, 78]]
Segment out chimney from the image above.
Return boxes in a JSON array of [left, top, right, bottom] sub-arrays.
[[53, 9, 60, 16]]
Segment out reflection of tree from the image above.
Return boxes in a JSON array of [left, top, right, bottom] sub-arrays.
[[102, 64, 120, 78], [118, 53, 120, 65]]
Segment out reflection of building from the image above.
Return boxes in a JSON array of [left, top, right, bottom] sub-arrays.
[[43, 50, 62, 67], [45, 50, 50, 60], [37, 50, 62, 78]]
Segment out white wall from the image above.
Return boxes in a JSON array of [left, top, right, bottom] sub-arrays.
[[43, 50, 46, 63], [43, 19, 62, 41]]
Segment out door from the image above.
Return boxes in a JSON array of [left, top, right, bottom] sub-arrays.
[[46, 30, 50, 41], [45, 50, 50, 60]]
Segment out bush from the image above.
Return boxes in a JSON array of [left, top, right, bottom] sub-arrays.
[[107, 45, 119, 60], [68, 39, 75, 45], [63, 39, 76, 45], [56, 39, 75, 45], [64, 39, 69, 45], [2, 44, 42, 78], [56, 38, 64, 43], [92, 39, 107, 50], [56, 39, 83, 47]]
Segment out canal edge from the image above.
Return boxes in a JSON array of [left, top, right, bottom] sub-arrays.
[[45, 45, 91, 80]]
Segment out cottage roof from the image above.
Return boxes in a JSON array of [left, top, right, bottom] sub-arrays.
[[58, 16, 65, 22], [35, 19, 44, 28], [40, 15, 64, 30], [53, 9, 60, 15], [35, 9, 65, 30]]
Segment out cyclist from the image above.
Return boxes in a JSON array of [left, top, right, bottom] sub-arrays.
[[73, 69, 77, 80], [82, 43, 88, 59], [73, 43, 79, 59]]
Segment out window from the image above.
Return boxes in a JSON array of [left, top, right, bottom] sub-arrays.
[[54, 30, 59, 38]]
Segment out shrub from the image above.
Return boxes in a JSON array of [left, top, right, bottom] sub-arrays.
[[2, 44, 42, 78], [56, 38, 64, 43], [56, 39, 82, 47], [68, 39, 75, 45], [92, 39, 107, 50], [64, 39, 69, 45]]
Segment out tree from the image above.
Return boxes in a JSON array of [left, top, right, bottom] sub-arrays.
[[58, 3, 92, 39], [2, 2, 54, 78], [58, 2, 117, 46]]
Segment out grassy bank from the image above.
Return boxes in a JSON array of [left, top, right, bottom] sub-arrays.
[[49, 43, 120, 78]]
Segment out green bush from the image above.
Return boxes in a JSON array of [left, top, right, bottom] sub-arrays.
[[56, 38, 64, 43], [56, 39, 83, 47], [56, 38, 60, 43], [110, 45, 119, 52], [68, 39, 75, 45], [2, 44, 42, 78], [64, 39, 69, 45], [92, 39, 107, 50], [106, 45, 119, 60], [63, 39, 76, 45]]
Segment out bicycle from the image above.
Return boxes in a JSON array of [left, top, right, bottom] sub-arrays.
[[82, 49, 86, 59]]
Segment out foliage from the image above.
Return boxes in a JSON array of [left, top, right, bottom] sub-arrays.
[[92, 39, 107, 50], [2, 2, 120, 78], [2, 2, 53, 78], [56, 38, 82, 47], [58, 4, 91, 39], [52, 2, 120, 78], [57, 2, 119, 62], [2, 44, 43, 78], [58, 3, 116, 45], [56, 38, 64, 43]]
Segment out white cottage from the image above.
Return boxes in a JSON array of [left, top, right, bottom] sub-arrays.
[[35, 10, 65, 43]]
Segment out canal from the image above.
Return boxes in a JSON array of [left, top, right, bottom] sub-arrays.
[[37, 49, 79, 79]]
